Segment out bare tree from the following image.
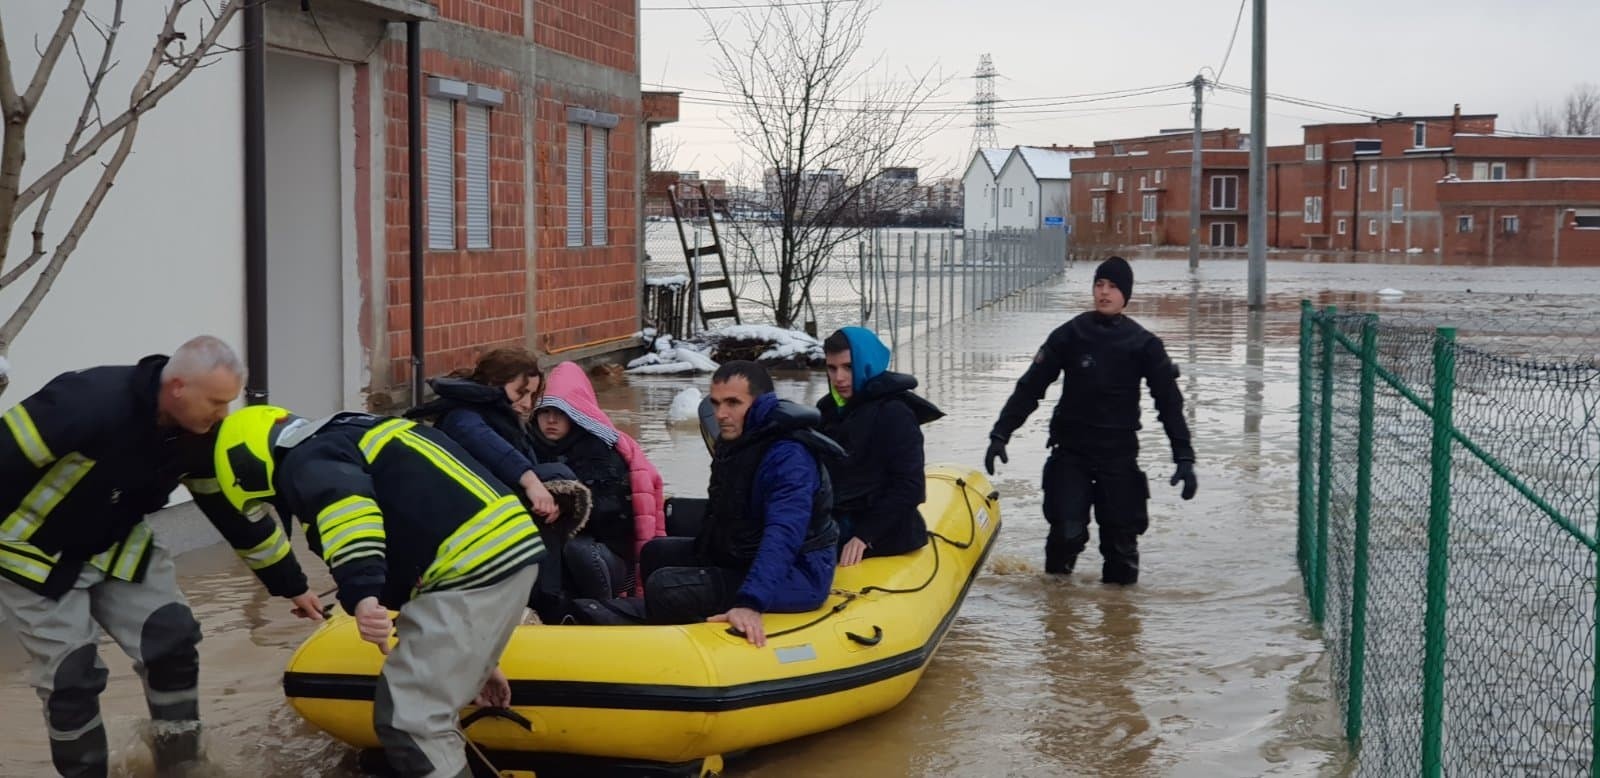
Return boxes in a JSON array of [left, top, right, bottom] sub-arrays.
[[651, 131, 683, 173], [0, 1, 242, 397], [1521, 82, 1600, 136], [702, 0, 949, 331]]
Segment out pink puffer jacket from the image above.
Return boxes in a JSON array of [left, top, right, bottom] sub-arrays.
[[539, 362, 667, 593]]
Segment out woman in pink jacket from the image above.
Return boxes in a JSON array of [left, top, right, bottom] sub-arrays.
[[530, 362, 666, 598]]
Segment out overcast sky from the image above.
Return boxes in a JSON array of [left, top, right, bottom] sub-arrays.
[[640, 0, 1599, 183]]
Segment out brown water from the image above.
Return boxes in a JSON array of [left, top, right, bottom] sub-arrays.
[[4, 258, 1598, 777]]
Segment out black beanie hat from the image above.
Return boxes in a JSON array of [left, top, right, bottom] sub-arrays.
[[1094, 256, 1133, 302]]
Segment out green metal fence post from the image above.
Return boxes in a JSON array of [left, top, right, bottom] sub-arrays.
[[1421, 327, 1458, 778], [1593, 466, 1600, 778], [1313, 305, 1338, 624], [1297, 300, 1315, 590], [1347, 313, 1378, 747]]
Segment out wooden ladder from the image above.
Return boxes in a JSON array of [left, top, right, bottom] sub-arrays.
[[668, 182, 741, 330]]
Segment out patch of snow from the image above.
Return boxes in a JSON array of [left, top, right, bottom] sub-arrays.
[[1406, 247, 1424, 254], [1377, 288, 1405, 298], [668, 388, 703, 423], [714, 324, 822, 348], [625, 361, 703, 375], [627, 353, 662, 369], [676, 348, 721, 373], [646, 275, 690, 288]]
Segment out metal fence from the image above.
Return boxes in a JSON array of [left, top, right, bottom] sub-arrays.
[[1298, 302, 1600, 777], [642, 223, 1069, 344]]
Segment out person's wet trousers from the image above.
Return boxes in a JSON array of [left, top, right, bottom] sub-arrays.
[[1041, 434, 1150, 584]]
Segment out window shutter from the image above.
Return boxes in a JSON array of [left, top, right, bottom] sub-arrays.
[[590, 128, 608, 246], [566, 123, 584, 246], [465, 105, 491, 249], [426, 98, 455, 250]]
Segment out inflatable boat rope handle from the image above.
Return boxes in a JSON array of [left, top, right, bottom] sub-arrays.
[[846, 625, 884, 646], [461, 706, 534, 732]]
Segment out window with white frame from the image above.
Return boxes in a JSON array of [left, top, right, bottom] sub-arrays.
[[1457, 215, 1474, 233], [1091, 196, 1106, 223], [1305, 144, 1323, 161], [1154, 169, 1165, 184], [1139, 175, 1147, 190], [1117, 177, 1124, 193], [1028, 200, 1033, 217], [1472, 162, 1488, 180], [1304, 196, 1323, 224], [1502, 215, 1519, 234], [1391, 187, 1405, 224], [1211, 175, 1239, 210], [1575, 209, 1600, 229], [1101, 171, 1111, 186], [1116, 219, 1123, 234], [1368, 165, 1379, 192], [1413, 121, 1427, 148], [1141, 194, 1157, 222], [1368, 219, 1378, 236], [1337, 218, 1347, 235], [1490, 162, 1508, 181], [426, 98, 455, 250], [1338, 166, 1349, 190], [565, 122, 584, 246]]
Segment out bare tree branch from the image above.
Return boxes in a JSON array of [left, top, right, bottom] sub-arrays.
[[0, 0, 243, 362], [2, 1, 124, 290], [12, 0, 241, 219], [701, 0, 951, 329]]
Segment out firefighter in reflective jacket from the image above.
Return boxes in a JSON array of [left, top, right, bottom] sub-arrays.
[[215, 405, 546, 778], [0, 337, 319, 778]]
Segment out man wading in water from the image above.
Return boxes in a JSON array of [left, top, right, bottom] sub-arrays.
[[984, 257, 1198, 584]]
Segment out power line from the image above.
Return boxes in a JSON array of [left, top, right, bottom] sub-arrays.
[[672, 87, 1191, 118], [640, 0, 860, 11], [1215, 0, 1249, 82], [642, 80, 1191, 108]]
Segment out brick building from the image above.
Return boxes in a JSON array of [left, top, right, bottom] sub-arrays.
[[1074, 108, 1600, 266], [1068, 129, 1252, 248], [244, 0, 647, 416]]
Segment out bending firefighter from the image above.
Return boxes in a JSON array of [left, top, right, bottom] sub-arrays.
[[0, 337, 319, 778], [986, 257, 1198, 584], [214, 406, 545, 778]]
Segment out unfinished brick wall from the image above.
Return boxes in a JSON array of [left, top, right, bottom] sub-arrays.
[[435, 0, 524, 36], [535, 0, 637, 73], [382, 43, 531, 391], [532, 81, 639, 355]]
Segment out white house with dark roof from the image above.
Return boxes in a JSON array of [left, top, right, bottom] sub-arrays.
[[994, 145, 1095, 230]]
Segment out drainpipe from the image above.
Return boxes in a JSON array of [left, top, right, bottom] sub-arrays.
[[406, 20, 425, 405], [242, 0, 268, 404]]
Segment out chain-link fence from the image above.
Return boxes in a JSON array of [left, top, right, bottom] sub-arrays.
[[1298, 302, 1600, 776], [642, 222, 1068, 344]]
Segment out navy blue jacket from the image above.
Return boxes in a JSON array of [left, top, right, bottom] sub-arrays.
[[727, 393, 838, 613]]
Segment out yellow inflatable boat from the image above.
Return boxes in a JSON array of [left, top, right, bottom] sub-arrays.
[[280, 465, 1000, 775]]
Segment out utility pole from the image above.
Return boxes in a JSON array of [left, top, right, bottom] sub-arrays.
[[1188, 74, 1205, 271], [1247, 0, 1268, 309]]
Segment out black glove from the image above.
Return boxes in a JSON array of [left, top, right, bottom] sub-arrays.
[[984, 437, 1009, 476], [1170, 461, 1198, 500]]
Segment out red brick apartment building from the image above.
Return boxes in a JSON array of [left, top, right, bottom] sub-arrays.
[[250, 0, 655, 416], [1069, 108, 1600, 267]]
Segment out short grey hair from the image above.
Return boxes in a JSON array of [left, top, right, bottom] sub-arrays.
[[162, 335, 247, 382]]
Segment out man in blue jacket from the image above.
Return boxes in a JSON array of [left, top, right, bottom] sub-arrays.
[[639, 361, 839, 646], [817, 327, 943, 566]]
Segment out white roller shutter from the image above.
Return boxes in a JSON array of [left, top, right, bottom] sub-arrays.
[[465, 105, 491, 249], [589, 128, 608, 246], [426, 98, 455, 250], [566, 122, 584, 246]]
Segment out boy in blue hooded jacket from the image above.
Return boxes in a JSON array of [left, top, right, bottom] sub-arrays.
[[818, 327, 944, 566]]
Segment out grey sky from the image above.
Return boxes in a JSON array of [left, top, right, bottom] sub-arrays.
[[641, 0, 1599, 183]]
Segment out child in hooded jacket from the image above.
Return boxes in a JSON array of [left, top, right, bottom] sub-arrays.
[[531, 362, 666, 599]]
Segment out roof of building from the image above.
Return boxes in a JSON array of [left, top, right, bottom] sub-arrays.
[[979, 148, 1011, 174], [1008, 146, 1096, 180]]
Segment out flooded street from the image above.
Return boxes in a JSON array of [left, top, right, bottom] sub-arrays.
[[4, 257, 1599, 776]]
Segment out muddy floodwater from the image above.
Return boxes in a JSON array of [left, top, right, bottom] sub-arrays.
[[4, 257, 1597, 777]]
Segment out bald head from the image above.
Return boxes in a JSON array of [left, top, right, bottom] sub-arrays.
[[159, 336, 245, 434]]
